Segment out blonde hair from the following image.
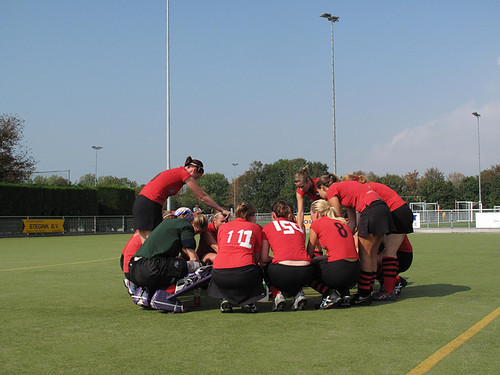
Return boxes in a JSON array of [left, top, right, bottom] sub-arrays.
[[341, 174, 368, 184], [192, 214, 208, 231], [310, 199, 347, 224], [294, 166, 311, 184], [235, 202, 256, 221], [315, 173, 340, 189]]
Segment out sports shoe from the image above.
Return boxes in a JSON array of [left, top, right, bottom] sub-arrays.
[[123, 278, 136, 296], [340, 294, 352, 308], [220, 299, 232, 313], [372, 288, 397, 301], [242, 303, 258, 313], [132, 287, 151, 308], [291, 289, 307, 311], [319, 289, 342, 310], [351, 293, 372, 306], [393, 277, 408, 296], [272, 292, 286, 312]]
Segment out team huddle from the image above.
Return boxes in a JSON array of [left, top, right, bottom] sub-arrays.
[[120, 157, 414, 313]]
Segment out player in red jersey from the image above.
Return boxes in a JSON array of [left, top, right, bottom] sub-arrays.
[[342, 175, 414, 300], [316, 177, 395, 305], [306, 199, 360, 309], [261, 200, 313, 312], [120, 230, 143, 295], [294, 167, 325, 232], [208, 202, 265, 313], [133, 156, 230, 243], [196, 212, 227, 264]]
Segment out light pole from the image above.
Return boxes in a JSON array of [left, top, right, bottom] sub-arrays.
[[472, 112, 482, 212], [320, 12, 339, 175], [166, 0, 171, 210], [232, 163, 238, 211], [92, 146, 103, 186]]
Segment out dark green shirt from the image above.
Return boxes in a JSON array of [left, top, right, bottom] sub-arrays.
[[135, 219, 195, 259]]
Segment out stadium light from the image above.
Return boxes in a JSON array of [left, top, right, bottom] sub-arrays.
[[232, 163, 238, 212], [92, 146, 103, 186], [166, 0, 171, 210], [472, 112, 482, 212], [320, 12, 340, 174]]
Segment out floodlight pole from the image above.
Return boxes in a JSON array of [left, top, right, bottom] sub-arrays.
[[166, 0, 171, 210], [320, 12, 339, 175], [92, 146, 103, 186], [472, 112, 482, 212], [232, 163, 238, 211]]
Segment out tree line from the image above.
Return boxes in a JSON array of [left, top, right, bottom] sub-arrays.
[[2, 113, 499, 212]]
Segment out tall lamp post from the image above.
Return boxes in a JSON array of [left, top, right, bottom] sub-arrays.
[[232, 162, 238, 212], [92, 146, 103, 186], [320, 12, 339, 175], [472, 112, 482, 212], [166, 0, 171, 210]]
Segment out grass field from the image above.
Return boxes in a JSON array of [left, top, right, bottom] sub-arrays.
[[1, 233, 499, 375]]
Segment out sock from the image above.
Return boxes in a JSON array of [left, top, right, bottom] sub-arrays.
[[310, 279, 330, 297], [370, 272, 377, 293], [269, 285, 280, 299], [382, 257, 399, 293], [165, 284, 176, 294], [357, 270, 372, 297]]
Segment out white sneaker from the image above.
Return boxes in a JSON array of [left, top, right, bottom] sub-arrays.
[[272, 292, 286, 311], [291, 289, 307, 311]]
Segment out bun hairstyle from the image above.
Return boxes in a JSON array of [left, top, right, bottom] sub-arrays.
[[235, 202, 256, 221], [294, 166, 311, 184], [185, 156, 204, 175], [311, 199, 347, 224], [315, 173, 340, 190], [271, 199, 293, 219], [341, 174, 368, 184]]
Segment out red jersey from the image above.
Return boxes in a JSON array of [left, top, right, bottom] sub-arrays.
[[139, 166, 191, 205], [366, 182, 405, 211], [327, 180, 381, 213], [310, 216, 358, 262], [296, 177, 321, 201], [262, 218, 311, 263], [196, 221, 218, 258], [214, 218, 262, 269], [121, 230, 142, 273], [398, 234, 413, 253]]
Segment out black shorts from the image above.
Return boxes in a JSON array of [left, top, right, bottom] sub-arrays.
[[358, 200, 396, 238], [391, 204, 414, 234], [133, 195, 163, 231], [208, 265, 265, 306], [314, 259, 360, 295], [128, 256, 188, 291], [265, 263, 314, 297], [397, 251, 413, 273]]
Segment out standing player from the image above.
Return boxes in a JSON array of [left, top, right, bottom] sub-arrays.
[[208, 202, 265, 313], [342, 175, 414, 300], [294, 167, 323, 231], [133, 156, 230, 243], [196, 212, 226, 264], [261, 200, 313, 311], [307, 199, 360, 309], [316, 177, 395, 305]]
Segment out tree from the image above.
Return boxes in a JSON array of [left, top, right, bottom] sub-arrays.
[[98, 175, 138, 188], [77, 174, 97, 187], [0, 114, 37, 182], [417, 168, 455, 208], [30, 174, 71, 186], [481, 165, 500, 208], [402, 170, 420, 202], [171, 173, 231, 212]]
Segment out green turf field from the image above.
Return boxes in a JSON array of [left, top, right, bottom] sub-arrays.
[[1, 233, 499, 375]]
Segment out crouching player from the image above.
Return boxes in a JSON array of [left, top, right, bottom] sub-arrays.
[[261, 200, 313, 311], [307, 200, 360, 309], [127, 208, 208, 312]]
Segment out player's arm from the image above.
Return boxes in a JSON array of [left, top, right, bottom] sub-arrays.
[[296, 191, 305, 231], [306, 228, 318, 258], [260, 239, 272, 264], [346, 207, 357, 234], [202, 231, 218, 252], [185, 177, 231, 218], [182, 247, 200, 262]]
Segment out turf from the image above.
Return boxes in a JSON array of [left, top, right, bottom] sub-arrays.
[[0, 233, 499, 375]]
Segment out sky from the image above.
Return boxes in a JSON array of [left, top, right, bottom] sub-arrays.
[[1, 0, 499, 185]]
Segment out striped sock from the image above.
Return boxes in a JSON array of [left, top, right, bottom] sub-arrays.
[[310, 279, 330, 297], [382, 257, 399, 293], [357, 270, 372, 297]]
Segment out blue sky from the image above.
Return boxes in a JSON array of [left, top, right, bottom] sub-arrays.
[[1, 0, 499, 185]]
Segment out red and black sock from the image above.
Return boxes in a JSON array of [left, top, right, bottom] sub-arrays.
[[310, 279, 330, 297], [382, 257, 399, 293], [357, 270, 373, 297]]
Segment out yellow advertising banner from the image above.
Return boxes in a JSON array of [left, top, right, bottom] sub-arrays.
[[23, 219, 65, 233], [303, 215, 312, 230]]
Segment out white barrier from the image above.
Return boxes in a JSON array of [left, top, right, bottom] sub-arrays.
[[476, 213, 500, 229]]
